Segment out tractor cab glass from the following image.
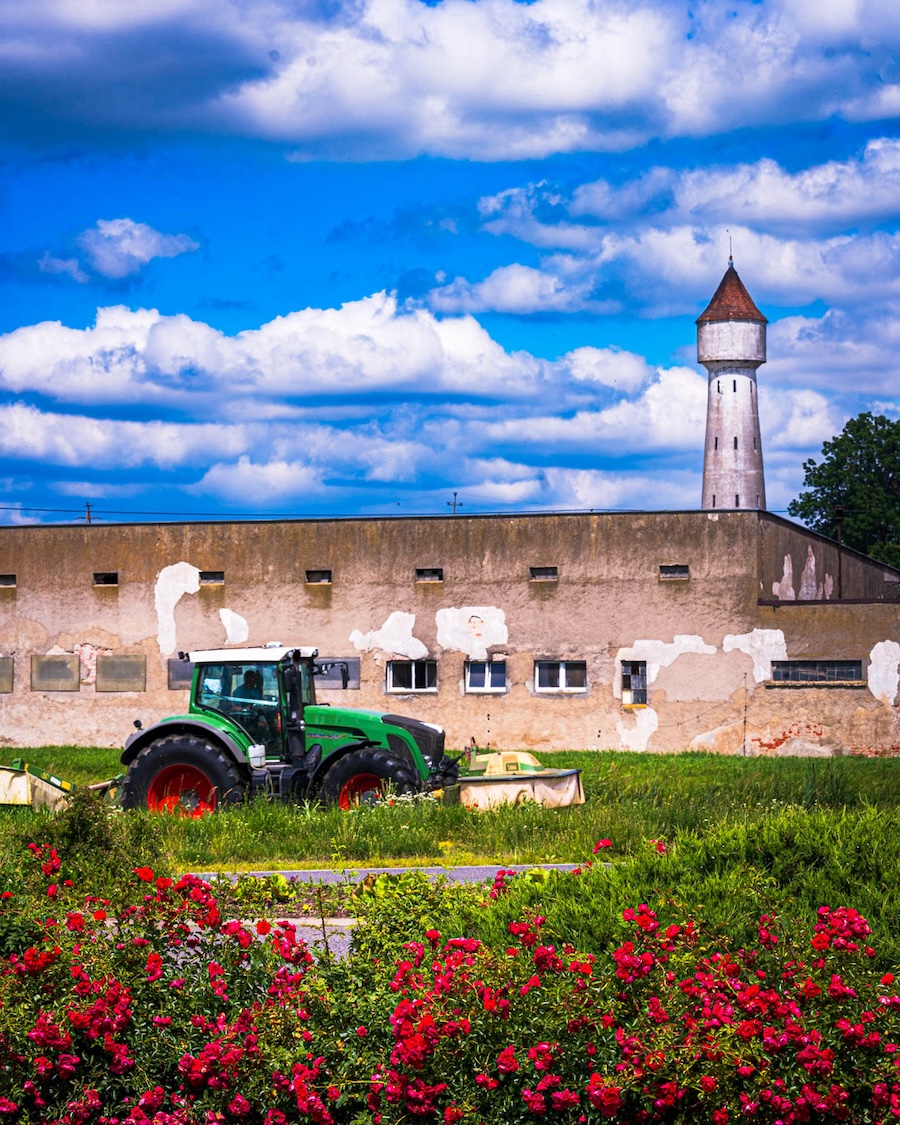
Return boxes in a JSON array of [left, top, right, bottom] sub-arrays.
[[196, 662, 285, 756]]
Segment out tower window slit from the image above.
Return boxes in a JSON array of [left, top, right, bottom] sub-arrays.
[[735, 494, 740, 507], [714, 436, 718, 450], [733, 436, 738, 449], [733, 380, 737, 392]]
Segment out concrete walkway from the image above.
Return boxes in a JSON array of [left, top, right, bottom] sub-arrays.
[[204, 864, 579, 960]]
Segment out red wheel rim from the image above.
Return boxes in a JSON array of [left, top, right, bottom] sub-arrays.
[[338, 772, 383, 810], [147, 764, 217, 816]]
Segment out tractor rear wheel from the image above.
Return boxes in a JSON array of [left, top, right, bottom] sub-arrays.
[[121, 735, 244, 816], [320, 748, 418, 809]]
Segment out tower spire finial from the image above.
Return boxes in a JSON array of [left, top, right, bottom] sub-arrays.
[[727, 228, 733, 264]]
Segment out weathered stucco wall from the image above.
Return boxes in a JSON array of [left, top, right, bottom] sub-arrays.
[[1, 511, 899, 756]]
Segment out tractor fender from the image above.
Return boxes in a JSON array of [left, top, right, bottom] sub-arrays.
[[121, 720, 249, 773]]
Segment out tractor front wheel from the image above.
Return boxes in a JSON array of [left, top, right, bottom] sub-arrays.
[[121, 735, 244, 816], [321, 748, 418, 809]]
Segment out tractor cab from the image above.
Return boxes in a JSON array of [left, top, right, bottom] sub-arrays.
[[187, 646, 320, 762]]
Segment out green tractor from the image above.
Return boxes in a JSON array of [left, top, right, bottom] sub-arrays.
[[120, 646, 459, 814]]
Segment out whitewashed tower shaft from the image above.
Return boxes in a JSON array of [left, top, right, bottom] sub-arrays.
[[698, 260, 767, 510]]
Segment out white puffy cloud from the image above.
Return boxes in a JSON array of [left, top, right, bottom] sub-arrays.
[[571, 139, 900, 230], [4, 0, 900, 159], [429, 263, 609, 314], [0, 293, 551, 405], [77, 218, 199, 278], [193, 457, 325, 504], [474, 366, 707, 454]]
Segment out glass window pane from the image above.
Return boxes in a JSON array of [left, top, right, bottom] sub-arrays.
[[488, 662, 506, 689], [468, 661, 486, 688], [564, 662, 587, 689], [537, 661, 559, 689]]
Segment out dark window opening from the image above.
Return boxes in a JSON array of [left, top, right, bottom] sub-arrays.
[[466, 660, 507, 692], [771, 660, 863, 683], [387, 659, 438, 692], [93, 572, 118, 586], [530, 566, 558, 581], [305, 569, 332, 584], [199, 571, 224, 585], [622, 661, 647, 705], [735, 494, 740, 507], [714, 436, 718, 450], [733, 379, 737, 392], [534, 660, 587, 692], [659, 564, 689, 580], [415, 567, 443, 582], [0, 574, 15, 587], [733, 436, 738, 449]]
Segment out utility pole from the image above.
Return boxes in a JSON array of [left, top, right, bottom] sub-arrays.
[[84, 502, 92, 525], [447, 491, 462, 515]]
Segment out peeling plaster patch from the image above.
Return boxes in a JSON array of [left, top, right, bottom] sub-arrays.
[[798, 546, 817, 600], [73, 642, 112, 684], [616, 706, 659, 751], [435, 606, 507, 660], [155, 562, 200, 656], [219, 609, 249, 645], [867, 640, 900, 706], [613, 635, 716, 698], [350, 611, 427, 659], [723, 629, 787, 682], [772, 555, 795, 600]]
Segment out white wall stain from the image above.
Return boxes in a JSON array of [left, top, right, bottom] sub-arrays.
[[867, 640, 900, 706], [613, 635, 716, 698], [154, 562, 200, 655], [723, 628, 787, 682], [772, 554, 795, 600], [617, 706, 659, 751], [350, 611, 428, 659], [219, 608, 249, 645], [799, 544, 818, 600], [435, 606, 507, 660]]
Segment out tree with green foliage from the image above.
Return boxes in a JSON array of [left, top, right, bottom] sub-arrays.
[[788, 412, 900, 567]]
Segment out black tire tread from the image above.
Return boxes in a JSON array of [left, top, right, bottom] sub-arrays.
[[320, 747, 418, 805], [121, 733, 244, 811]]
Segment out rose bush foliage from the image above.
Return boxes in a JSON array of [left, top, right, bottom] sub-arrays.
[[1, 837, 899, 1124]]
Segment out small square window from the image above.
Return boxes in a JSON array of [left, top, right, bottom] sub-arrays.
[[199, 571, 225, 585], [621, 661, 647, 705], [659, 565, 689, 580], [305, 569, 332, 584], [529, 566, 558, 582], [465, 660, 507, 693], [534, 660, 587, 693], [93, 572, 118, 586], [0, 574, 16, 588], [415, 567, 443, 583], [387, 659, 438, 692]]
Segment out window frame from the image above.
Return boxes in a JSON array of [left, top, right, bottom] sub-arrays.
[[533, 659, 588, 694], [465, 659, 508, 694], [386, 659, 438, 693], [769, 660, 864, 686], [621, 660, 648, 706]]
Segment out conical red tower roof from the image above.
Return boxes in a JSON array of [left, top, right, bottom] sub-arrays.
[[696, 261, 766, 324]]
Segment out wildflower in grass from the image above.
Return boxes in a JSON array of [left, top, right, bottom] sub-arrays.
[[134, 866, 154, 882], [593, 838, 612, 852]]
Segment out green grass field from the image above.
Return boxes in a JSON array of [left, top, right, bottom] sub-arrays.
[[2, 745, 898, 870]]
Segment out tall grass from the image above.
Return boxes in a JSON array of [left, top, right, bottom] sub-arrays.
[[2, 747, 898, 869]]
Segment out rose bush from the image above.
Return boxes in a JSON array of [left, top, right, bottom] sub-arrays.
[[1, 833, 899, 1124]]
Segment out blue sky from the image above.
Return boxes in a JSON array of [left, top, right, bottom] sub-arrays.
[[1, 0, 899, 525]]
